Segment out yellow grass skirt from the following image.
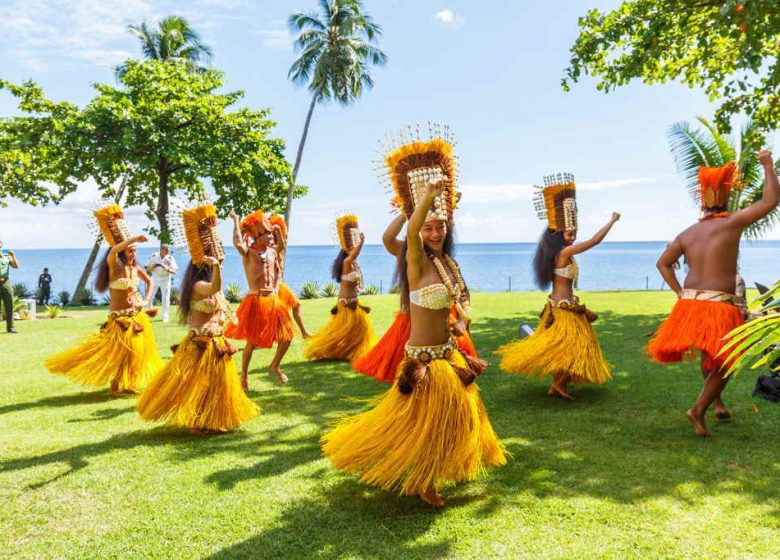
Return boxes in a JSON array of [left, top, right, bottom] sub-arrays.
[[322, 349, 506, 496], [305, 300, 376, 361], [45, 309, 163, 392], [137, 330, 259, 431], [498, 300, 611, 384]]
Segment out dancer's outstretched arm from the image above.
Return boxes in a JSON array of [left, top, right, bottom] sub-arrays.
[[561, 213, 620, 258], [194, 256, 222, 297], [382, 214, 406, 256], [730, 150, 779, 228], [229, 211, 248, 256]]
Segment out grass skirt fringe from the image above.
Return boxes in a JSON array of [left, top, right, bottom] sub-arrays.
[[224, 293, 294, 348], [137, 332, 259, 431], [305, 301, 376, 361], [322, 349, 506, 496], [45, 310, 163, 391], [648, 298, 744, 370], [498, 302, 611, 384], [352, 311, 479, 383], [278, 283, 300, 310]]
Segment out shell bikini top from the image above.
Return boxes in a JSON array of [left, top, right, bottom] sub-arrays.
[[109, 269, 139, 291], [409, 283, 453, 310], [190, 292, 237, 323], [553, 259, 579, 287], [342, 270, 362, 283]]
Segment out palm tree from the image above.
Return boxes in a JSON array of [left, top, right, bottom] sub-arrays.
[[115, 15, 213, 77], [285, 0, 387, 227], [667, 117, 780, 239]]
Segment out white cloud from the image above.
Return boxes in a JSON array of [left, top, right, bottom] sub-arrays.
[[460, 177, 657, 204], [434, 9, 465, 29], [578, 177, 657, 191], [258, 28, 294, 51]]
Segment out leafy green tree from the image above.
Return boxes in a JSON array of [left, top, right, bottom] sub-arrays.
[[116, 15, 213, 77], [564, 1, 780, 138], [668, 116, 780, 238], [285, 0, 387, 227]]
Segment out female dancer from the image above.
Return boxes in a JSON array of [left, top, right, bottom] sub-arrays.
[[323, 128, 505, 507], [498, 173, 619, 399], [46, 204, 163, 396], [137, 204, 258, 433], [352, 214, 478, 383], [305, 215, 376, 361]]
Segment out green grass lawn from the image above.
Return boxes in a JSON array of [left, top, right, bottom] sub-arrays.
[[2, 291, 779, 559]]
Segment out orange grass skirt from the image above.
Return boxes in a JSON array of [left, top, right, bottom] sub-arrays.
[[648, 298, 744, 371], [224, 293, 294, 348]]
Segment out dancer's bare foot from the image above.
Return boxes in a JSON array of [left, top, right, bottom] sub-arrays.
[[240, 374, 249, 393], [269, 364, 288, 384], [714, 407, 733, 420], [549, 383, 574, 400], [301, 331, 312, 339], [122, 388, 140, 395], [109, 389, 121, 398], [420, 489, 447, 508], [686, 409, 711, 437], [190, 427, 204, 435]]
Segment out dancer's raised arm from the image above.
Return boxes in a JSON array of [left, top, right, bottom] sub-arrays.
[[407, 179, 445, 285], [229, 211, 248, 255], [108, 234, 147, 268], [561, 213, 620, 258], [729, 150, 779, 228], [382, 214, 406, 256]]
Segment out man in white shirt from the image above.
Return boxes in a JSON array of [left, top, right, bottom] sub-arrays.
[[145, 244, 178, 322]]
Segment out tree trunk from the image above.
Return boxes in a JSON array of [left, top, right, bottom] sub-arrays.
[[74, 172, 130, 294], [156, 163, 170, 243], [284, 92, 319, 229]]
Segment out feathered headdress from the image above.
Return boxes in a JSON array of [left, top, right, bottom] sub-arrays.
[[533, 173, 578, 232], [268, 214, 287, 240], [169, 200, 225, 265], [335, 214, 360, 252], [92, 203, 132, 247], [697, 161, 742, 210], [377, 122, 460, 222], [240, 210, 272, 235]]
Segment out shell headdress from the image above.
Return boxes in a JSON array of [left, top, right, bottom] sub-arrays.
[[533, 173, 578, 232], [377, 122, 460, 222], [169, 200, 225, 265], [335, 214, 361, 252], [91, 203, 133, 247]]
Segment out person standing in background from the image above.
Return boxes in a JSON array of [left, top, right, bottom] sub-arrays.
[[0, 240, 19, 333], [146, 244, 178, 322], [38, 268, 52, 305]]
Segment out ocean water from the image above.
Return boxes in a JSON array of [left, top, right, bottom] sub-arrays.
[[7, 241, 780, 298]]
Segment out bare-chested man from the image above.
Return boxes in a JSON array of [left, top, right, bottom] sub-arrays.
[[650, 150, 779, 437], [224, 210, 294, 389]]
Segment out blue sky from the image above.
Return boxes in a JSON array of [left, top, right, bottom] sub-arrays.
[[1, 0, 777, 249]]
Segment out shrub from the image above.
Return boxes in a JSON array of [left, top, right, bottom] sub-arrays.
[[299, 281, 320, 300], [72, 287, 97, 306], [12, 282, 32, 298], [361, 284, 380, 296], [45, 304, 62, 318], [57, 290, 71, 307], [224, 283, 244, 303], [1, 296, 28, 320], [101, 295, 112, 306], [321, 282, 339, 297], [388, 284, 401, 294], [169, 287, 180, 305]]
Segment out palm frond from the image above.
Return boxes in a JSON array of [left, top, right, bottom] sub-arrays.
[[667, 121, 722, 205], [696, 117, 735, 162]]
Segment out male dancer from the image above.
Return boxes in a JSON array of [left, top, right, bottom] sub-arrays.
[[225, 211, 293, 388], [650, 150, 779, 436]]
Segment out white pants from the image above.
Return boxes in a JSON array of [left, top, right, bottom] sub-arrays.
[[148, 276, 172, 322]]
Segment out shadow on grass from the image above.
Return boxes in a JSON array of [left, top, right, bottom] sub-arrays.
[[208, 479, 457, 559], [0, 388, 113, 416]]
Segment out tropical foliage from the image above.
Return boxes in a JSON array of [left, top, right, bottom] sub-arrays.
[[224, 283, 245, 304], [721, 279, 780, 377], [116, 15, 213, 77], [56, 290, 71, 307], [72, 287, 96, 306], [45, 304, 62, 319], [12, 282, 32, 299], [299, 281, 321, 299], [564, 0, 780, 139], [361, 284, 379, 295], [284, 0, 387, 225], [667, 117, 780, 239], [320, 282, 339, 297]]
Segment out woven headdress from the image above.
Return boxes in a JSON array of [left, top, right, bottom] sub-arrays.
[[240, 210, 272, 236], [378, 122, 460, 222], [697, 161, 741, 210], [335, 214, 360, 252], [92, 204, 132, 247], [169, 202, 225, 265], [533, 173, 578, 232]]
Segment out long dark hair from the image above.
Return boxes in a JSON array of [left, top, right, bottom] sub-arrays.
[[394, 224, 456, 310], [178, 260, 213, 324], [94, 249, 127, 293], [331, 250, 348, 282], [533, 228, 567, 290]]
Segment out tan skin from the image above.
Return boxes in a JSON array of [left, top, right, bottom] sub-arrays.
[[547, 214, 621, 400], [657, 149, 779, 437], [269, 231, 311, 338], [339, 232, 365, 299], [230, 211, 290, 387], [406, 178, 469, 507], [106, 234, 153, 396]]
